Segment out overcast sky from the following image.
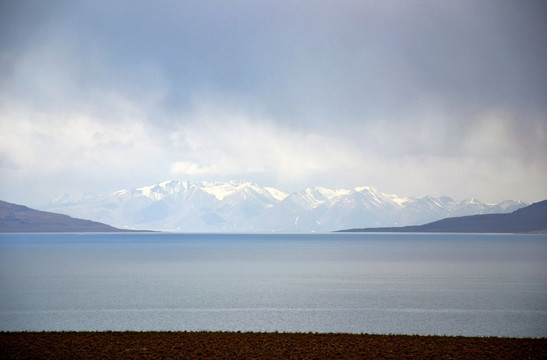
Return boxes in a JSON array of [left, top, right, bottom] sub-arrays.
[[1, 0, 546, 207]]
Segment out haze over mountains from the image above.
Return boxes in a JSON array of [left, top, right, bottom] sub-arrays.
[[44, 180, 526, 232]]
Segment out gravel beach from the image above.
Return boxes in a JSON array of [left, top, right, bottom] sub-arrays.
[[1, 331, 545, 359]]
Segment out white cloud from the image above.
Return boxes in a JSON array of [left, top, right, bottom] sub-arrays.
[[0, 110, 154, 173], [167, 104, 361, 185], [0, 95, 176, 206], [170, 161, 232, 176], [2, 91, 545, 206]]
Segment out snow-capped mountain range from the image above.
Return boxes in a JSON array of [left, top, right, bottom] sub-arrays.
[[44, 180, 527, 232]]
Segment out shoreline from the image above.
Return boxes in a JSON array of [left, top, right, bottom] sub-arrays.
[[1, 331, 546, 359]]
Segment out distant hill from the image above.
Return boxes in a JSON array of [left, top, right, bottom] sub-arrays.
[[0, 200, 140, 232], [338, 200, 547, 234]]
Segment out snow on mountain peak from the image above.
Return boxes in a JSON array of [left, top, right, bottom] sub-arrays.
[[198, 181, 285, 201], [311, 186, 350, 200], [44, 180, 528, 232], [134, 180, 190, 200], [354, 185, 376, 193], [465, 197, 481, 204], [264, 187, 288, 201], [200, 181, 241, 200], [113, 189, 130, 196], [390, 195, 409, 207]]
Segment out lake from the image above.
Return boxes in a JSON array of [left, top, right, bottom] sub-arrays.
[[0, 232, 545, 337]]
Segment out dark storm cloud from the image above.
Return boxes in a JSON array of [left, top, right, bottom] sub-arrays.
[[1, 0, 546, 204], [3, 1, 546, 120]]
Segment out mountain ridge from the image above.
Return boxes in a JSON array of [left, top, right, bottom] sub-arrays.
[[338, 200, 547, 234], [43, 180, 527, 232], [0, 200, 143, 232]]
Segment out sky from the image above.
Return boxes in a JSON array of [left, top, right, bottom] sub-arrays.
[[1, 0, 546, 207]]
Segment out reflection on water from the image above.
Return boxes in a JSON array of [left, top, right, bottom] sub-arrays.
[[0, 233, 545, 336]]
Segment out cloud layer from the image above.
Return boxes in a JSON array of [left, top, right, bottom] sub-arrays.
[[1, 1, 546, 206]]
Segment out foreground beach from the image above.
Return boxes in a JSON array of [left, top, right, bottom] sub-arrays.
[[1, 332, 545, 359]]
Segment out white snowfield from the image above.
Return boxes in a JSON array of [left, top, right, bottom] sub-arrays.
[[45, 180, 527, 232]]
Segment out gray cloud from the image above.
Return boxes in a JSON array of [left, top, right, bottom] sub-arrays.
[[0, 0, 546, 206]]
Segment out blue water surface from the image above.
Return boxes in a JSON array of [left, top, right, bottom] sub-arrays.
[[0, 232, 545, 337]]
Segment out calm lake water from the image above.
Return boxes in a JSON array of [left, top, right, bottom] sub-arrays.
[[0, 233, 545, 337]]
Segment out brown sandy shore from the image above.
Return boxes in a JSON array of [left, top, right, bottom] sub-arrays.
[[1, 332, 546, 359]]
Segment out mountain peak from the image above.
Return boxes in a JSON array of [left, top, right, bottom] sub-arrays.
[[43, 180, 528, 232], [354, 185, 377, 193]]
